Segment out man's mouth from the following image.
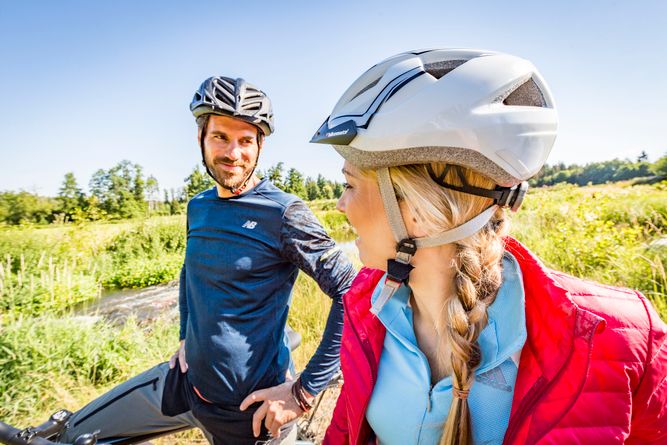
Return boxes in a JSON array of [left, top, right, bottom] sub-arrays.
[[217, 162, 244, 172]]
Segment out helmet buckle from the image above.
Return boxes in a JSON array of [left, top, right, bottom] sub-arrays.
[[498, 181, 528, 212], [395, 238, 417, 262]]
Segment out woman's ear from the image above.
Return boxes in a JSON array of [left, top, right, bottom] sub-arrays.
[[400, 201, 428, 238]]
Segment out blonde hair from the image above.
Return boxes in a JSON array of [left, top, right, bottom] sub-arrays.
[[365, 163, 509, 445]]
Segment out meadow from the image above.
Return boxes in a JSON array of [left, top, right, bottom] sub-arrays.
[[1, 183, 666, 440]]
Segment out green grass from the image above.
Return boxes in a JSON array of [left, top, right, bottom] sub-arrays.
[[512, 183, 667, 314], [0, 217, 188, 319], [0, 314, 177, 424], [0, 253, 101, 316]]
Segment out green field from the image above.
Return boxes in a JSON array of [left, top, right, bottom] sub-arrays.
[[1, 182, 666, 429]]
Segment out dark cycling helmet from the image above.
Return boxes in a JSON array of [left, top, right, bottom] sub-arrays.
[[190, 76, 275, 136]]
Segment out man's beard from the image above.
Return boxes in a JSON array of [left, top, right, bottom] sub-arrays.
[[205, 156, 255, 191]]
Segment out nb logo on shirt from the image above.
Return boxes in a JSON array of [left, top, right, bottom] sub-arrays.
[[242, 220, 258, 229]]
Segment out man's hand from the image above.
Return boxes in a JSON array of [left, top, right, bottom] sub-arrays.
[[168, 340, 188, 373], [239, 381, 314, 438]]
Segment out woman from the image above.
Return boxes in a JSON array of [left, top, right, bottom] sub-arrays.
[[311, 49, 667, 445]]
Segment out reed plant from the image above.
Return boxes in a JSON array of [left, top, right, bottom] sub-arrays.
[[0, 253, 100, 318]]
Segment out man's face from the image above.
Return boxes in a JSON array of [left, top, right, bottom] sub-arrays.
[[200, 115, 261, 191]]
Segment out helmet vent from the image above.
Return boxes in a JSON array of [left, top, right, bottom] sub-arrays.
[[216, 79, 235, 97], [214, 87, 234, 103], [503, 78, 546, 107], [350, 77, 381, 101], [245, 92, 263, 101], [423, 60, 466, 79]]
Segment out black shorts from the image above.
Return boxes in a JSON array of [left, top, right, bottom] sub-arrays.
[[162, 359, 291, 445]]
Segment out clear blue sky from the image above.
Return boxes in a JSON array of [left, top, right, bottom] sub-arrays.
[[1, 1, 665, 196]]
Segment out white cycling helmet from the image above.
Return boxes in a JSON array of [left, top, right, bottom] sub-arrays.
[[311, 49, 558, 313], [312, 48, 556, 185]]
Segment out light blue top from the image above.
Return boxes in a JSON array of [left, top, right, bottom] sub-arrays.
[[366, 252, 526, 445]]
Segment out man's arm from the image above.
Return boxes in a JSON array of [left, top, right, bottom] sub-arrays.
[[240, 200, 356, 438], [279, 200, 357, 396]]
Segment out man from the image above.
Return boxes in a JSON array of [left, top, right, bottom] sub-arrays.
[[58, 76, 356, 445]]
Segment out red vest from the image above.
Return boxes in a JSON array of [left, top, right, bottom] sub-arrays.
[[324, 237, 667, 444]]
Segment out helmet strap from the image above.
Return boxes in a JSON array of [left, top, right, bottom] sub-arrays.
[[427, 164, 528, 212], [370, 168, 415, 314], [371, 167, 499, 314]]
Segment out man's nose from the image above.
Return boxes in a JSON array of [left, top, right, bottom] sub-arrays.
[[224, 140, 242, 160]]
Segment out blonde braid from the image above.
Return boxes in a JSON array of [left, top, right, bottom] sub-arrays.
[[439, 212, 507, 445]]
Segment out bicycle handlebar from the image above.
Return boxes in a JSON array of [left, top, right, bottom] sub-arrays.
[[0, 420, 59, 445], [0, 413, 97, 445]]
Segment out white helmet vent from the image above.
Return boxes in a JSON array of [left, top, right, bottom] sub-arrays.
[[423, 59, 467, 79], [503, 78, 546, 107], [350, 77, 381, 102]]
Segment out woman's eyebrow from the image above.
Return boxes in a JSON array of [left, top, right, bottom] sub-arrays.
[[341, 168, 356, 178]]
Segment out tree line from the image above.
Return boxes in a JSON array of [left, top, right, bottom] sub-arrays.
[[2, 154, 665, 226], [0, 161, 346, 225], [530, 151, 667, 187]]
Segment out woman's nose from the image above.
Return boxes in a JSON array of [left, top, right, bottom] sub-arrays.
[[336, 195, 346, 213]]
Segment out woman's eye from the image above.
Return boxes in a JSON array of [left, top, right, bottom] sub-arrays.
[[343, 182, 352, 190]]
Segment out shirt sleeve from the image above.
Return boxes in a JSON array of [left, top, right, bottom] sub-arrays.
[[280, 200, 357, 395], [178, 263, 188, 341]]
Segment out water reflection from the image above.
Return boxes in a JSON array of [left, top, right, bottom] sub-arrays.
[[76, 281, 179, 325]]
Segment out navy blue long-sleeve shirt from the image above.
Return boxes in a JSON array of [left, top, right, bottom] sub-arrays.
[[178, 179, 356, 405]]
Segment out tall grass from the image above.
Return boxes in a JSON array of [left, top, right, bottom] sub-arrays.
[[512, 183, 667, 314], [0, 315, 177, 424], [0, 253, 100, 317], [101, 218, 186, 288], [0, 217, 187, 319]]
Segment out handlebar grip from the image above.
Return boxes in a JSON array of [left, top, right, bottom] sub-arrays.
[[0, 420, 57, 445], [0, 419, 96, 445]]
